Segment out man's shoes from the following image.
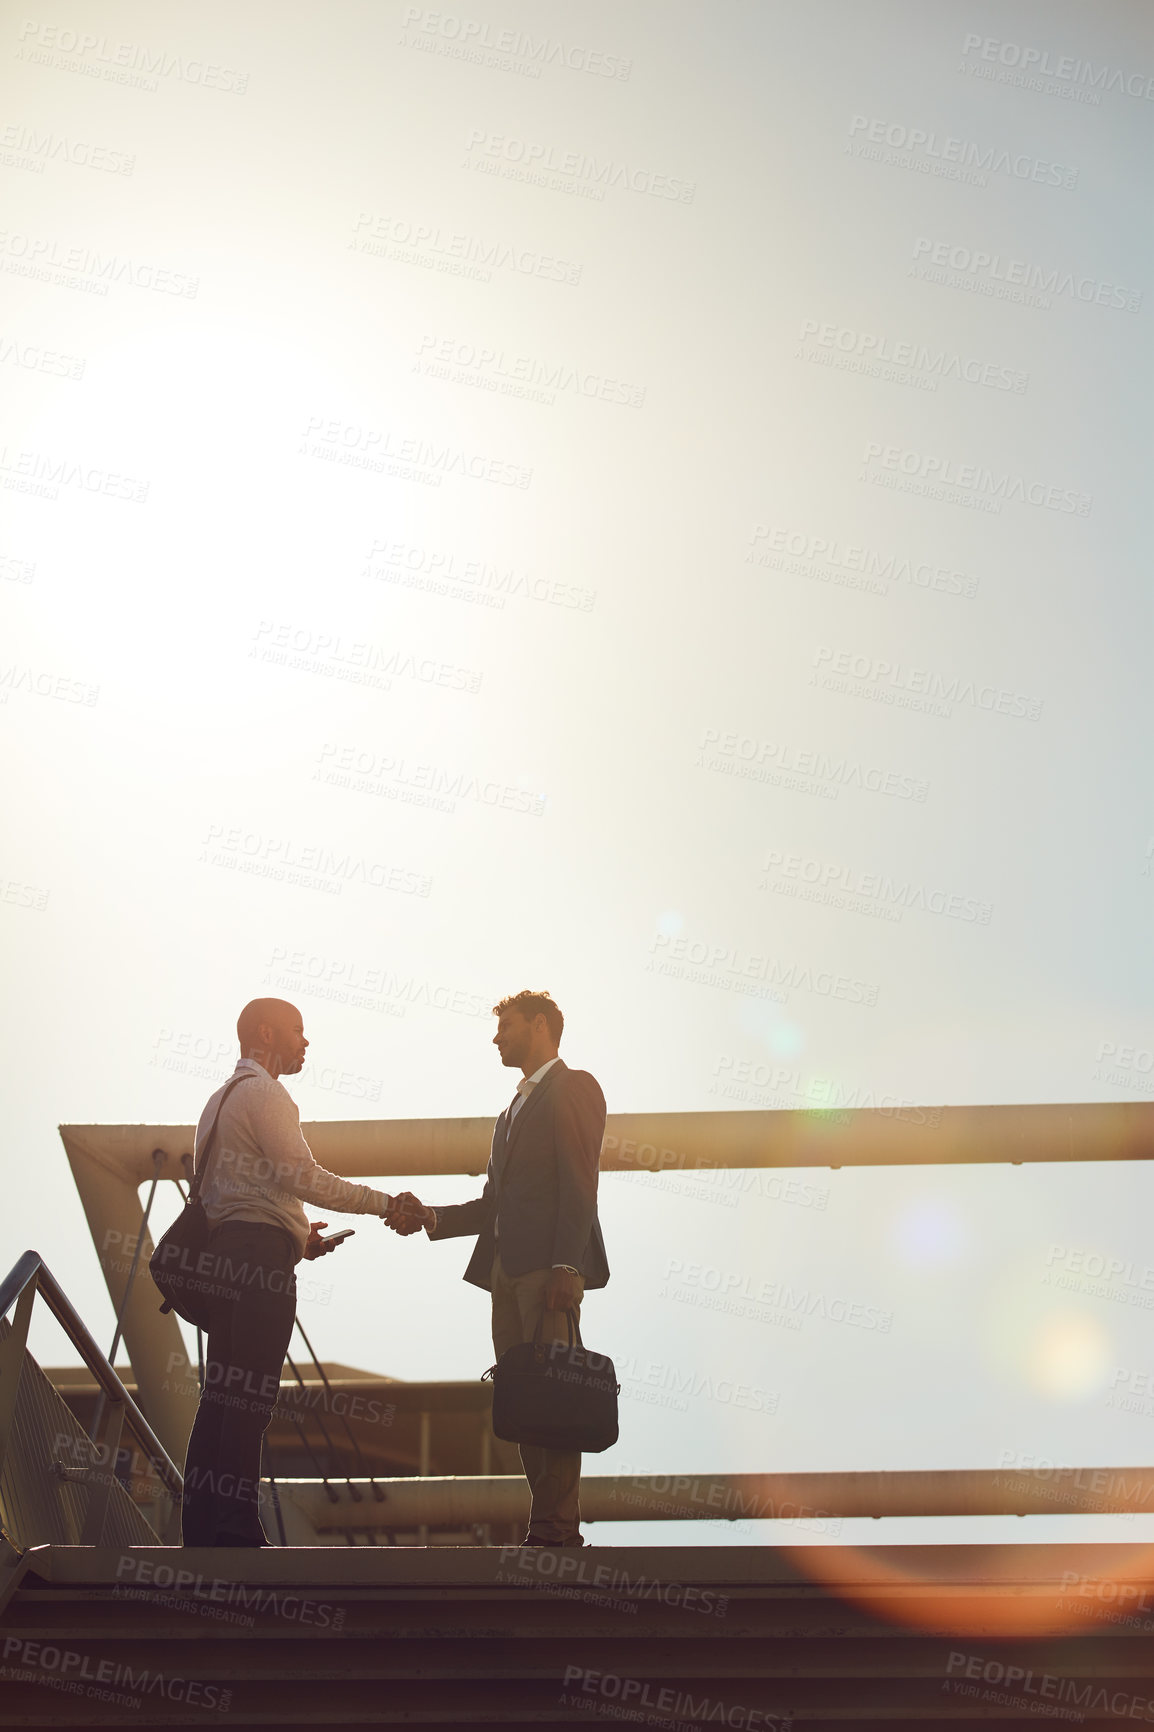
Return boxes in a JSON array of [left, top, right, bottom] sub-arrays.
[[521, 1533, 584, 1547]]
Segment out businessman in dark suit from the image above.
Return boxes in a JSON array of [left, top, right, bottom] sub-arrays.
[[386, 989, 608, 1546]]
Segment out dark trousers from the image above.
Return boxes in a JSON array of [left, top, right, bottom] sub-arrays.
[[181, 1222, 297, 1546]]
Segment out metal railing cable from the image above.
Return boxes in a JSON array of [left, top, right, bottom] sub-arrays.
[[291, 1313, 385, 1501], [90, 1150, 165, 1448], [280, 1348, 348, 1504], [106, 1150, 165, 1367]]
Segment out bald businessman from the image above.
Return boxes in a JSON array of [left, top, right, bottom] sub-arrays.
[[182, 998, 396, 1547], [386, 989, 608, 1547]]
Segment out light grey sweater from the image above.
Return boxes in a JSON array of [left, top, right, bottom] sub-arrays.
[[195, 1059, 392, 1259]]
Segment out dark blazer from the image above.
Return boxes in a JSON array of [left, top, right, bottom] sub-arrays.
[[428, 1059, 609, 1291]]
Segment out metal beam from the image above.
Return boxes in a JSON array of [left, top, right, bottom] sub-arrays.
[[284, 1466, 1154, 1532], [60, 1098, 1154, 1184], [32, 1538, 1154, 1589]]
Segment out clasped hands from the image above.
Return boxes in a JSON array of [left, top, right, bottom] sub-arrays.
[[381, 1193, 581, 1310], [383, 1190, 434, 1235]]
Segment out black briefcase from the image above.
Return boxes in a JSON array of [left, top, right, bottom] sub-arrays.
[[485, 1311, 620, 1453]]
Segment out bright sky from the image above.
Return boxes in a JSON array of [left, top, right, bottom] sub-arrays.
[[2, 0, 1152, 1551]]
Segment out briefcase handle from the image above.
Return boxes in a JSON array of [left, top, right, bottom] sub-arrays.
[[532, 1307, 582, 1349]]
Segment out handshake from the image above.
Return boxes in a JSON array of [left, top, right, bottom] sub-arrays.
[[383, 1192, 434, 1236]]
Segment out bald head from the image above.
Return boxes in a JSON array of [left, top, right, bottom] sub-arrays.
[[237, 998, 308, 1078]]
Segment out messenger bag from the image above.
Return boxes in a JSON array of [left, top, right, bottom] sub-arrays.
[[148, 1073, 252, 1329]]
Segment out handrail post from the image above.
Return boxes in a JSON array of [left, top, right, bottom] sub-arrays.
[[159, 1481, 182, 1544], [79, 1399, 126, 1545], [0, 1274, 37, 1489]]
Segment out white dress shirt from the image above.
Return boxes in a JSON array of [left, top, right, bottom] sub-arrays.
[[508, 1055, 562, 1121]]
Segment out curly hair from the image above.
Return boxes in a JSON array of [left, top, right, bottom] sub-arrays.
[[492, 989, 564, 1045]]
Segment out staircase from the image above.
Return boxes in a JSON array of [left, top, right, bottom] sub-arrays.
[[4, 1541, 1154, 1725]]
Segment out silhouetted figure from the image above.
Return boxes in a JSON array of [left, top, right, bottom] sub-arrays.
[[387, 990, 608, 1546], [182, 998, 394, 1547]]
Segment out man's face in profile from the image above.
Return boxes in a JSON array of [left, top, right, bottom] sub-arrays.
[[263, 1007, 309, 1074], [493, 1009, 533, 1070]]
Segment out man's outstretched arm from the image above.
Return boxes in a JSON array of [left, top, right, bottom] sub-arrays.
[[384, 1181, 494, 1239]]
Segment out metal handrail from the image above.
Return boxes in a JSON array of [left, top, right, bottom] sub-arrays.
[[0, 1250, 183, 1508]]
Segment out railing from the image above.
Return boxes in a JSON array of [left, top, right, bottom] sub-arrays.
[[0, 1251, 184, 1546]]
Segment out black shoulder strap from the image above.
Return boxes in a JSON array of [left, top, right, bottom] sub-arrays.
[[189, 1073, 253, 1203]]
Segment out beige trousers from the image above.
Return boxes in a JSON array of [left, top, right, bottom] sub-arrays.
[[490, 1253, 585, 1543]]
